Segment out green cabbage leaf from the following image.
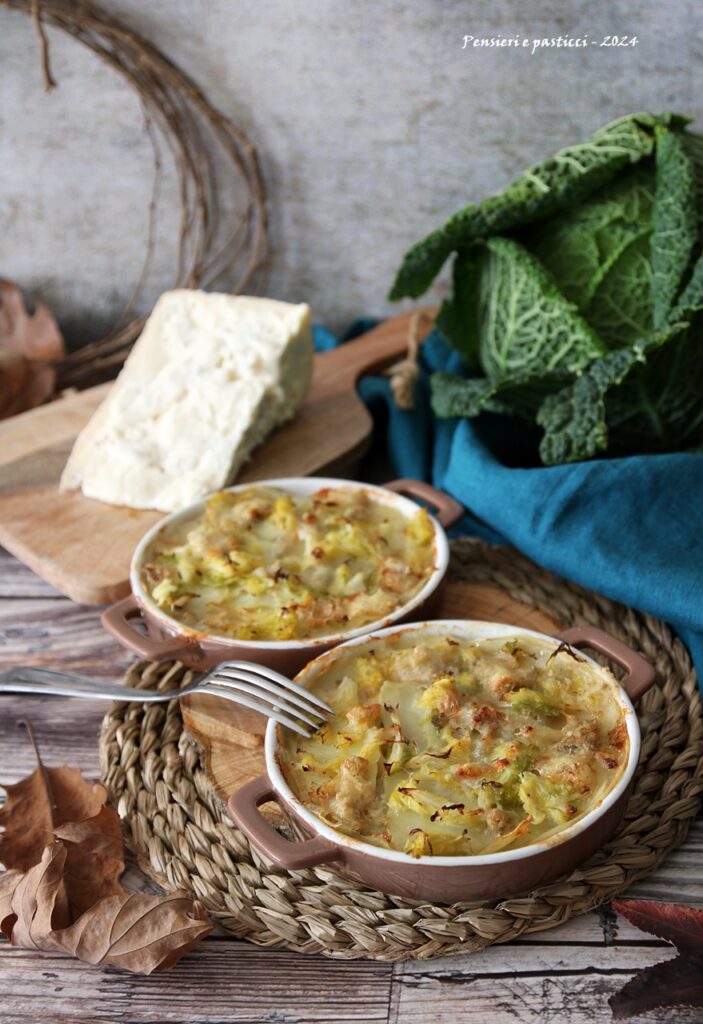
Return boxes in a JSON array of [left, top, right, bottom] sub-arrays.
[[390, 112, 703, 465], [389, 113, 677, 301]]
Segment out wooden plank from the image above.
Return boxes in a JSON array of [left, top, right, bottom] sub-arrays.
[[0, 582, 130, 779], [2, 554, 703, 1024], [0, 547, 63, 599], [625, 822, 703, 906], [0, 596, 132, 678], [0, 385, 110, 464], [0, 943, 393, 1023], [0, 313, 426, 605], [511, 908, 673, 945], [388, 943, 696, 1024], [0, 697, 107, 782]]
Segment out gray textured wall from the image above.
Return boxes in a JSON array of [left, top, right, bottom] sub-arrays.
[[0, 0, 699, 343]]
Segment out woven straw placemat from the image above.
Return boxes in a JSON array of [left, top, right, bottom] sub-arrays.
[[99, 539, 703, 961]]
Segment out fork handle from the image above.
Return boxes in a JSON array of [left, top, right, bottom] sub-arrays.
[[0, 667, 174, 702]]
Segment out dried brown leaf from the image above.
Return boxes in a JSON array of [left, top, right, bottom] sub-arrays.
[[54, 892, 212, 974], [55, 803, 125, 915], [3, 843, 211, 973], [0, 742, 212, 973], [0, 349, 55, 418], [0, 763, 107, 872], [0, 279, 64, 417], [0, 279, 64, 361], [7, 843, 69, 948], [0, 868, 23, 938]]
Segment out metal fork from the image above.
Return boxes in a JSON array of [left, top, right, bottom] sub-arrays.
[[0, 661, 333, 738]]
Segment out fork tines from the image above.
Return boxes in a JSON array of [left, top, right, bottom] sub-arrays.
[[201, 660, 334, 738]]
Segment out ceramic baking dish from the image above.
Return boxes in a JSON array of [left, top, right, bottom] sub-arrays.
[[228, 620, 656, 903], [101, 477, 463, 674]]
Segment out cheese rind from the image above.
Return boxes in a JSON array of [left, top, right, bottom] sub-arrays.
[[60, 291, 313, 511]]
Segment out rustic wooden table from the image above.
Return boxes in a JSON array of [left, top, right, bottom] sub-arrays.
[[1, 545, 702, 1024]]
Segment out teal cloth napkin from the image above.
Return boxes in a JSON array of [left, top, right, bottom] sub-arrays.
[[313, 324, 703, 689]]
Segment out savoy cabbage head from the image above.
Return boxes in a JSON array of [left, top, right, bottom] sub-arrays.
[[390, 113, 703, 464]]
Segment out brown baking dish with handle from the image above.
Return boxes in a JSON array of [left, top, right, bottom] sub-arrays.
[[101, 477, 463, 674], [228, 620, 656, 903]]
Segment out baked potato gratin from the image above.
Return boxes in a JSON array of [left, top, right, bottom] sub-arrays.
[[280, 635, 630, 857], [141, 486, 436, 641]]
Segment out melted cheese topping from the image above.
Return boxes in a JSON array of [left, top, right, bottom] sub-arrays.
[[280, 634, 630, 857], [141, 486, 436, 641]]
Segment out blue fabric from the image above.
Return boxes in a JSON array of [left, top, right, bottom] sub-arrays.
[[313, 324, 703, 688]]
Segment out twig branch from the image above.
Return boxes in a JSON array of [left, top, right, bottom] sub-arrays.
[[30, 0, 56, 90], [1, 0, 267, 389]]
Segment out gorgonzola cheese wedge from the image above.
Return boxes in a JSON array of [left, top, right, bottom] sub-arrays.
[[60, 291, 313, 511]]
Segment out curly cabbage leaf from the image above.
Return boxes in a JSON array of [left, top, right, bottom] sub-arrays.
[[651, 125, 699, 328], [389, 114, 667, 300], [667, 132, 703, 322], [431, 370, 561, 422], [670, 249, 703, 321], [468, 238, 605, 381], [433, 249, 482, 370], [585, 230, 655, 348], [536, 324, 694, 464], [528, 166, 656, 348], [605, 321, 703, 453], [392, 112, 703, 465], [536, 346, 649, 464]]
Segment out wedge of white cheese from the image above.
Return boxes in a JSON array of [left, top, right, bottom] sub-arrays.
[[60, 291, 313, 512]]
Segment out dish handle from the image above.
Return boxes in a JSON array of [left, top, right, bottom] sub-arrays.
[[556, 626, 656, 701], [228, 776, 339, 869], [101, 595, 194, 661], [384, 479, 463, 529]]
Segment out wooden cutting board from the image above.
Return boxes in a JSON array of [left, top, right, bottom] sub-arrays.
[[0, 312, 430, 605], [183, 578, 560, 805]]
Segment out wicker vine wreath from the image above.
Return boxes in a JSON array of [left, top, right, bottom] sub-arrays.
[[99, 539, 703, 962], [1, 0, 267, 389]]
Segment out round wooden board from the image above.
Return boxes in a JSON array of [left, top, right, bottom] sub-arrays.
[[182, 578, 561, 805]]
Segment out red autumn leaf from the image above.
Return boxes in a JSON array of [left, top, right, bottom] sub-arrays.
[[612, 899, 703, 957], [609, 899, 703, 1018], [0, 279, 64, 418], [610, 955, 703, 1020]]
